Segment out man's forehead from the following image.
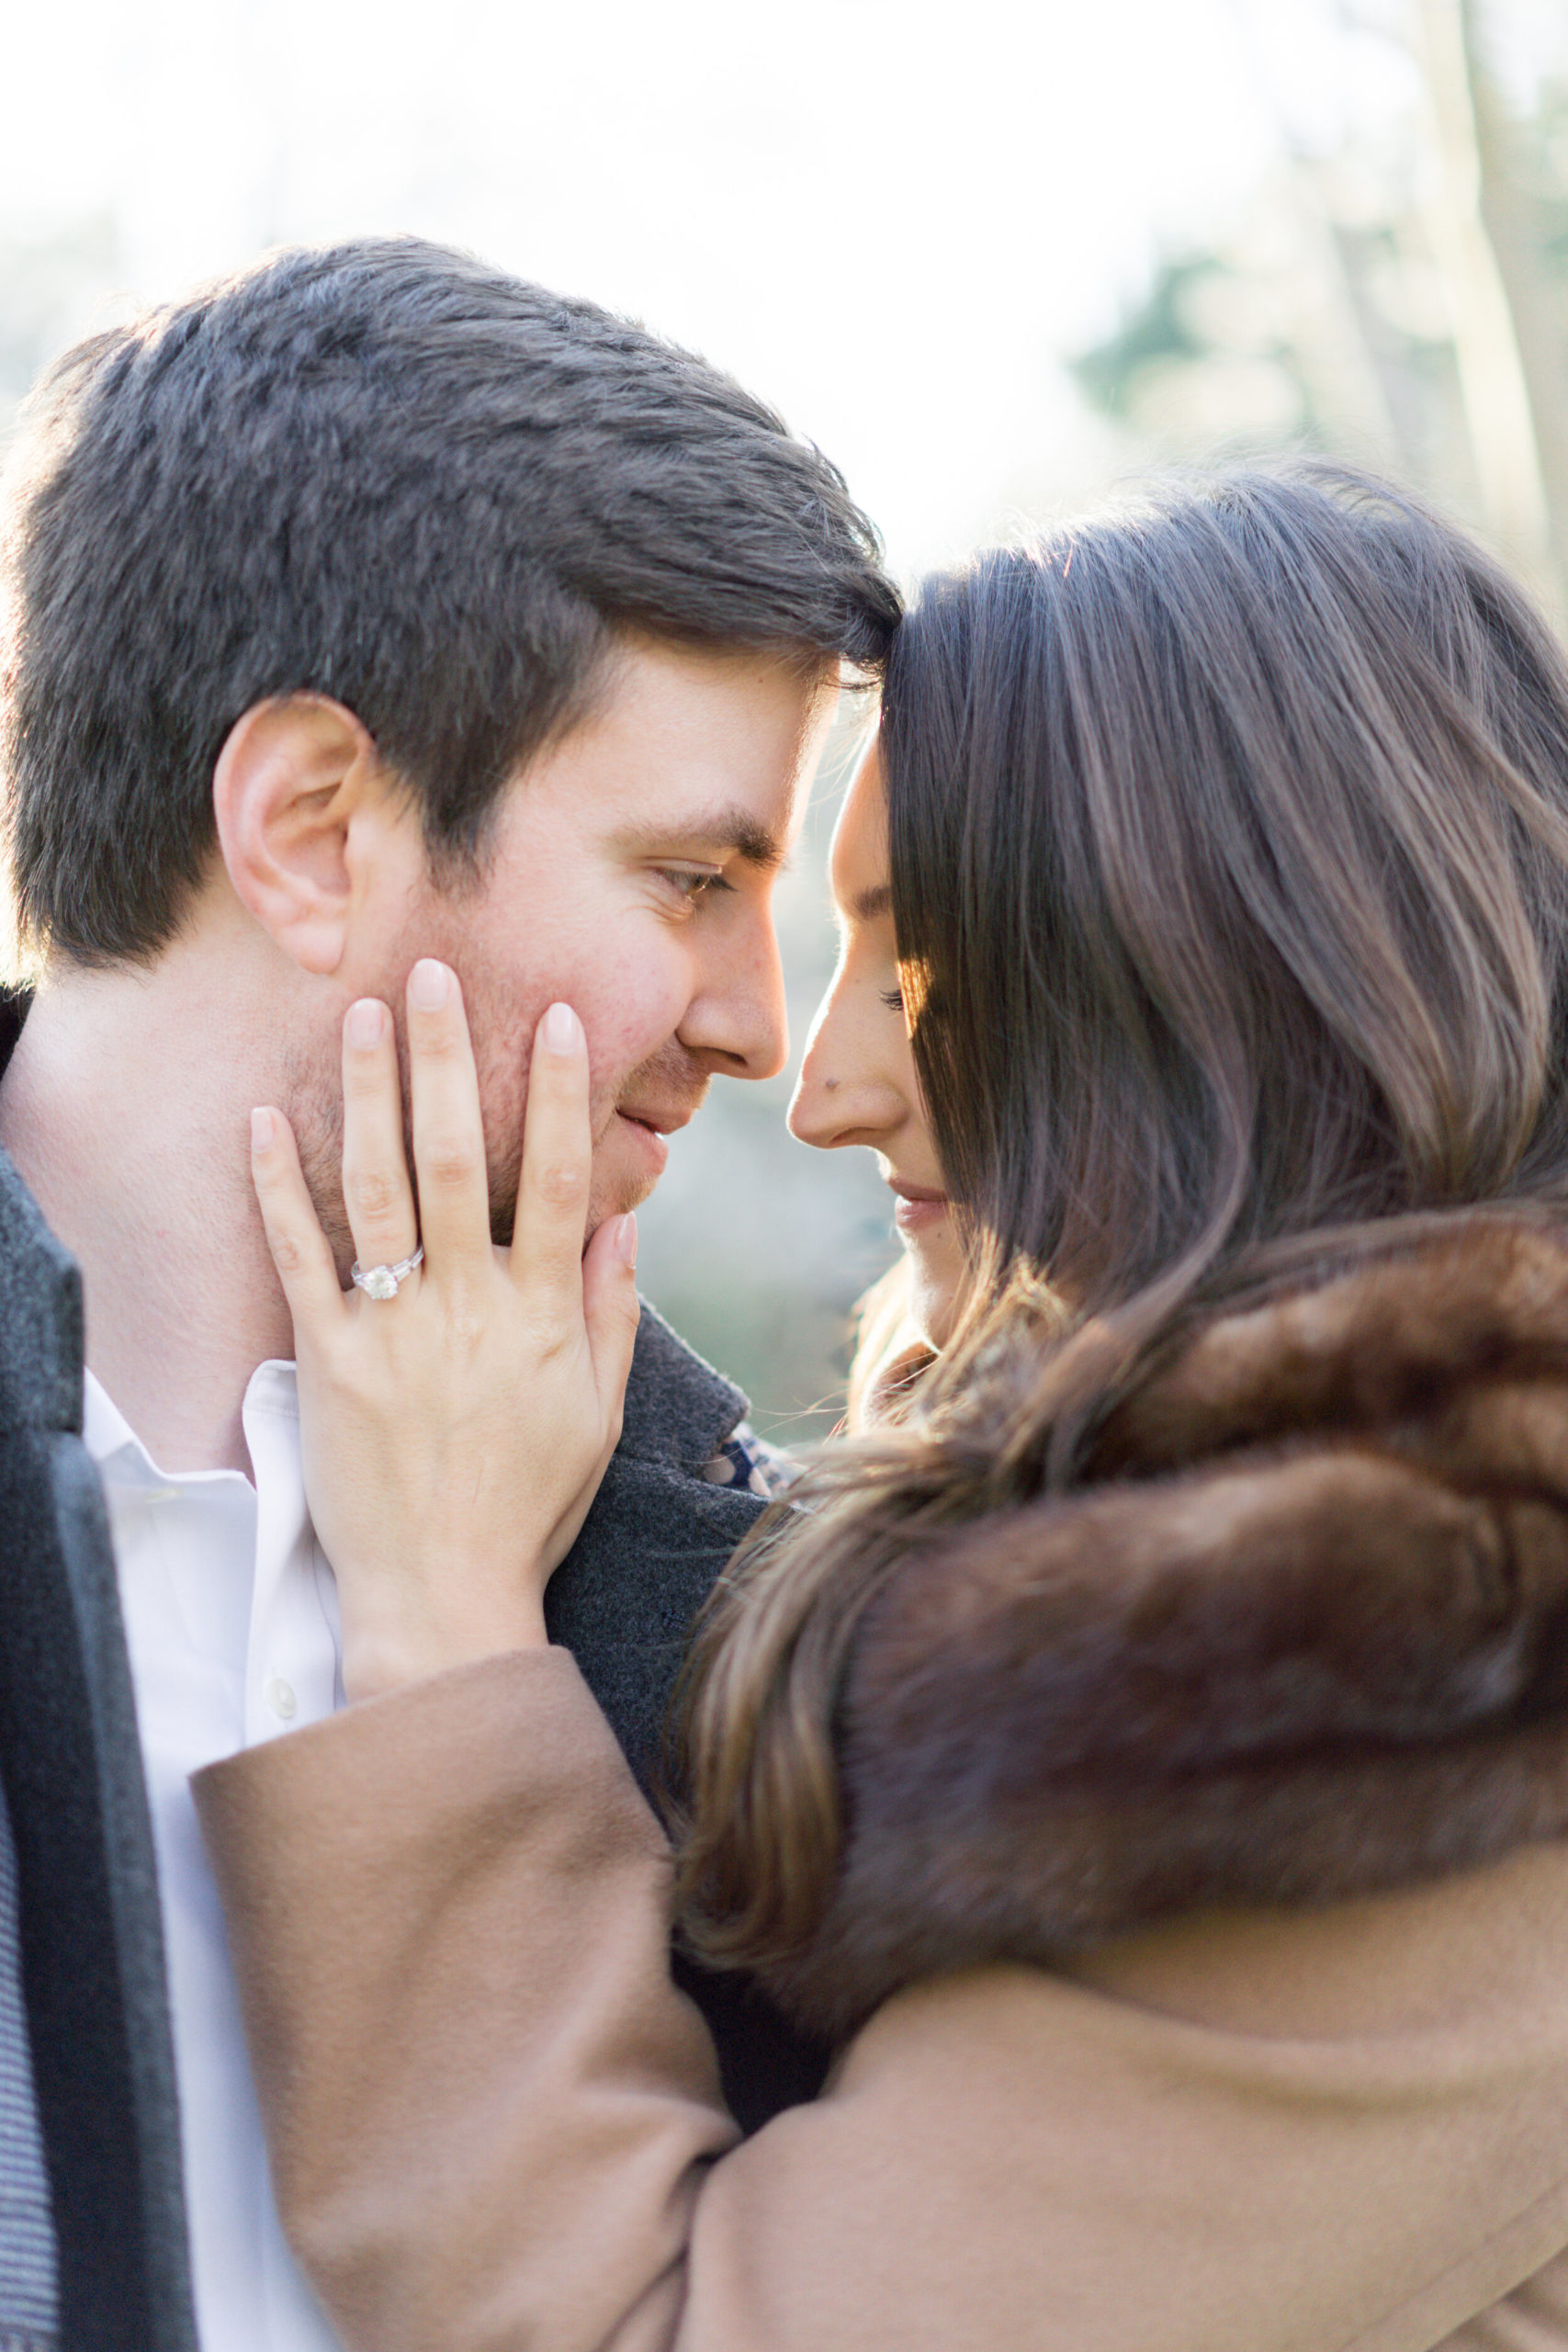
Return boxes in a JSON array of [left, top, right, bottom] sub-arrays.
[[533, 642, 828, 832]]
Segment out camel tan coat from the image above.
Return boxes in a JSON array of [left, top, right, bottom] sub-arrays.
[[197, 1647, 1568, 2352], [195, 1221, 1568, 2349]]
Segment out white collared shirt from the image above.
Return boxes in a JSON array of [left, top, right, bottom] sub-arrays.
[[84, 1363, 344, 2352]]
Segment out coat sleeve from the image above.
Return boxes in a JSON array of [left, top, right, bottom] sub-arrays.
[[194, 1650, 1568, 2352]]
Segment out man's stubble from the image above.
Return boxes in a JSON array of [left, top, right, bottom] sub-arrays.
[[285, 998, 709, 1272]]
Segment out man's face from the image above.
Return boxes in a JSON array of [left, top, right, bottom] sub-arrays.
[[299, 637, 832, 1250]]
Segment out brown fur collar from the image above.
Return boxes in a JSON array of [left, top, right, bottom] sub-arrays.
[[771, 1217, 1568, 2039]]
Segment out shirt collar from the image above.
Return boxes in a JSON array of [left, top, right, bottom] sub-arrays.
[[83, 1370, 151, 1478], [83, 1363, 299, 1489]]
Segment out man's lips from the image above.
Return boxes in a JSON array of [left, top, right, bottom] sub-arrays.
[[615, 1104, 696, 1138], [611, 1102, 697, 1183], [886, 1175, 950, 1235]]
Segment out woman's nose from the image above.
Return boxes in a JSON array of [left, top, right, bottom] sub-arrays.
[[789, 1005, 906, 1150]]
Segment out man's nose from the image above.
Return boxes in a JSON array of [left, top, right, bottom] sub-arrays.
[[681, 909, 790, 1080]]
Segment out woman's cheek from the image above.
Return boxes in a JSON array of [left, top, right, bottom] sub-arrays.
[[905, 1215, 967, 1352]]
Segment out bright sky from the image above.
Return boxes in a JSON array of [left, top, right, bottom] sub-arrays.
[[0, 0, 1492, 577]]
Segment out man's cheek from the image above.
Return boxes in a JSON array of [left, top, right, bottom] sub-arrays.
[[577, 955, 689, 1077]]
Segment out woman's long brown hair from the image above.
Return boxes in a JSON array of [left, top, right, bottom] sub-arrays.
[[672, 461, 1568, 1989]]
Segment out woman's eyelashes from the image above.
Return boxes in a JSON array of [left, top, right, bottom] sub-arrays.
[[880, 987, 906, 1013]]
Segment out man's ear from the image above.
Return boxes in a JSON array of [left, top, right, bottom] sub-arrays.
[[212, 695, 405, 976]]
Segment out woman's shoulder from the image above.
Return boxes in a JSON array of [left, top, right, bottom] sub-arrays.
[[769, 1212, 1568, 2041], [798, 1883, 1568, 2352]]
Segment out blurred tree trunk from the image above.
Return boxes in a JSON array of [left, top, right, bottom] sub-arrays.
[[1414, 0, 1563, 614], [1462, 8, 1568, 610], [1290, 163, 1419, 467]]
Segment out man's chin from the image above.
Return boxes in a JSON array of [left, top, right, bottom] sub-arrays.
[[587, 1159, 662, 1231], [578, 1103, 680, 1222], [487, 1152, 661, 1250]]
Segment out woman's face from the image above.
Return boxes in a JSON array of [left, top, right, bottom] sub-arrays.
[[789, 741, 968, 1350]]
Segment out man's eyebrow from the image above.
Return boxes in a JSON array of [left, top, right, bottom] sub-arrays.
[[614, 806, 785, 870]]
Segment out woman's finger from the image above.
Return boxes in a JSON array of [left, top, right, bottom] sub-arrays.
[[405, 959, 493, 1284], [510, 1001, 594, 1312], [251, 1106, 349, 1333], [581, 1212, 641, 1433], [339, 999, 421, 1283]]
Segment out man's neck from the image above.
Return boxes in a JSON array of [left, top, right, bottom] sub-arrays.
[[0, 947, 301, 1476]]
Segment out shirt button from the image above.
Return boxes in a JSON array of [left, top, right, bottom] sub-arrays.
[[265, 1676, 298, 1722]]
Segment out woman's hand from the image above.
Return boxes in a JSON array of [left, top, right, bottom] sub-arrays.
[[249, 959, 640, 1702]]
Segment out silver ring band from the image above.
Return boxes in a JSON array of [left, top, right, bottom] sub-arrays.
[[350, 1245, 424, 1300]]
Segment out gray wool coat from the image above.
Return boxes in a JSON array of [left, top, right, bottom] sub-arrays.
[[0, 991, 822, 2352]]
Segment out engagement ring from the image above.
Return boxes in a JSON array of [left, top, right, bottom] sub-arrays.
[[350, 1247, 424, 1300]]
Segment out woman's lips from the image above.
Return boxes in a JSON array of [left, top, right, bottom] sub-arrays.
[[888, 1181, 949, 1235]]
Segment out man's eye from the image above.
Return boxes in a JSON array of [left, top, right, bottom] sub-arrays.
[[657, 867, 728, 905]]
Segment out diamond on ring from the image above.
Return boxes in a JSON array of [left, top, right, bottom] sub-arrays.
[[350, 1246, 424, 1300]]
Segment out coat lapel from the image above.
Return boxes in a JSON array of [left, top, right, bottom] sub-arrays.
[[0, 1139, 197, 2352], [547, 1301, 768, 1795], [546, 1305, 832, 2129]]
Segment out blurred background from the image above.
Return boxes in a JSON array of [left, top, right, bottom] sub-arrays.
[[3, 0, 1565, 1433]]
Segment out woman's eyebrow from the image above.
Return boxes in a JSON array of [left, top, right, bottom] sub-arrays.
[[852, 882, 894, 921]]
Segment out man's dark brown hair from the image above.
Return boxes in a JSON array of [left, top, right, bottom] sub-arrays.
[[0, 236, 899, 967]]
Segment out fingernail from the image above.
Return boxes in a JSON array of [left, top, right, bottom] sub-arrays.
[[615, 1212, 638, 1269], [409, 959, 450, 1013], [345, 999, 385, 1051], [542, 1001, 581, 1056], [251, 1108, 275, 1153]]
